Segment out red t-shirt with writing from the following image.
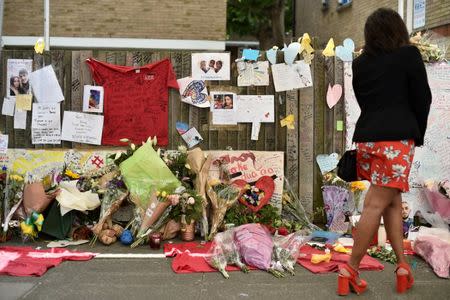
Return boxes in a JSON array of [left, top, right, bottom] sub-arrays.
[[85, 58, 178, 146]]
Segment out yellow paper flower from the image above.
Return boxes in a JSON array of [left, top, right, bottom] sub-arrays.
[[34, 38, 45, 54], [65, 170, 80, 179]]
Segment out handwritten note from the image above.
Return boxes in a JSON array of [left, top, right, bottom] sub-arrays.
[[251, 122, 261, 141], [271, 60, 312, 92], [236, 95, 274, 123], [2, 98, 15, 116], [0, 134, 8, 154], [29, 65, 65, 103], [316, 153, 339, 174], [31, 103, 61, 144], [15, 94, 33, 111], [237, 61, 270, 87], [14, 109, 27, 129], [61, 111, 104, 145]]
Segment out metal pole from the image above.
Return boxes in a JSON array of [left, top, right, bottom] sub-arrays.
[[406, 0, 413, 34], [0, 0, 5, 49], [44, 0, 49, 50], [398, 0, 404, 20]]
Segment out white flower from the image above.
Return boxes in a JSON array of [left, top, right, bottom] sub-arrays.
[[187, 197, 195, 205], [130, 143, 136, 150], [185, 163, 191, 170], [153, 136, 158, 146], [119, 138, 129, 143], [157, 148, 161, 157], [178, 145, 187, 153], [114, 152, 122, 160]]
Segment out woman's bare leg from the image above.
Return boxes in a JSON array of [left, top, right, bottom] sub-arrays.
[[383, 192, 408, 274], [347, 185, 398, 271]]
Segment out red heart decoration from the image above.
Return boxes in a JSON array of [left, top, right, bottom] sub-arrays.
[[232, 176, 275, 212]]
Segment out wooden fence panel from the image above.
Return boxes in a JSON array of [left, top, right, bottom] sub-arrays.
[[0, 49, 347, 222]]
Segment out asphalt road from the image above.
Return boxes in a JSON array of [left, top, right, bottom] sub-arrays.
[[0, 240, 449, 300]]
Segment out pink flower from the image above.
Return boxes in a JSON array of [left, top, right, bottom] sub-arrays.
[[169, 194, 180, 206]]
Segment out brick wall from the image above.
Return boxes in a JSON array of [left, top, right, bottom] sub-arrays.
[[3, 0, 227, 41], [296, 0, 450, 48]]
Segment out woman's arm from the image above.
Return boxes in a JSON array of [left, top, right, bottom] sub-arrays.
[[406, 46, 432, 146]]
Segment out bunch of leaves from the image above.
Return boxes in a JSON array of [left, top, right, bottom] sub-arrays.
[[212, 182, 240, 201], [224, 202, 280, 227], [367, 246, 397, 264], [169, 191, 203, 225]]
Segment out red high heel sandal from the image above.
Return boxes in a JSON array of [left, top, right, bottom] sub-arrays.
[[396, 262, 414, 293], [337, 264, 368, 296]]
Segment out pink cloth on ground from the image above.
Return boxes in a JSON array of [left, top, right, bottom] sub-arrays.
[[413, 235, 450, 278], [0, 246, 96, 277]]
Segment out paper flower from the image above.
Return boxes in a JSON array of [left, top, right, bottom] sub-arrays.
[[34, 38, 45, 54], [323, 38, 335, 57]]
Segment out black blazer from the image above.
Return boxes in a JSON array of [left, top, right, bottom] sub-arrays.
[[352, 45, 432, 147]]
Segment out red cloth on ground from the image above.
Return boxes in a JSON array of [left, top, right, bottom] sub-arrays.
[[165, 242, 384, 274], [0, 246, 95, 277], [85, 58, 179, 146], [297, 245, 384, 273], [164, 242, 256, 274]]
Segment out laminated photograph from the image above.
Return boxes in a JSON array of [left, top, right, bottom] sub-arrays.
[[191, 53, 230, 81], [6, 59, 33, 98], [83, 85, 104, 113]]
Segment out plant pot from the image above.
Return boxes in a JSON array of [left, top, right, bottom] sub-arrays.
[[181, 221, 195, 242]]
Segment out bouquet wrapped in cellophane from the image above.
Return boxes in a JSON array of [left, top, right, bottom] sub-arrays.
[[119, 140, 182, 247], [206, 228, 248, 278], [271, 230, 311, 275], [186, 148, 212, 238], [206, 179, 240, 241]]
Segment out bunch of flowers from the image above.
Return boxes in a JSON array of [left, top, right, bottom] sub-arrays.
[[410, 31, 447, 62], [350, 181, 367, 213], [161, 145, 195, 190], [168, 191, 202, 227]]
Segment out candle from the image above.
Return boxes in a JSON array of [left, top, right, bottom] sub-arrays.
[[149, 232, 161, 249]]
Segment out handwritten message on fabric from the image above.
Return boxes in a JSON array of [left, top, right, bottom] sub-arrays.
[[31, 103, 61, 144], [61, 111, 104, 145]]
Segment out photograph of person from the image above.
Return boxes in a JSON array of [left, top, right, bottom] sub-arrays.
[[6, 59, 33, 98], [213, 95, 224, 109], [223, 94, 234, 109], [200, 60, 209, 73], [89, 89, 101, 109], [9, 76, 21, 96]]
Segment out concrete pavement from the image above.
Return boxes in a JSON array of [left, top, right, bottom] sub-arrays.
[[0, 240, 449, 300]]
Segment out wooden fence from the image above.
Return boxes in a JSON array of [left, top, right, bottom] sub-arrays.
[[0, 49, 347, 223]]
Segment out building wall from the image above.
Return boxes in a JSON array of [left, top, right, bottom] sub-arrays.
[[296, 0, 450, 48], [3, 0, 227, 41]]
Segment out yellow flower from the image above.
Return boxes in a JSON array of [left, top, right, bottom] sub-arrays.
[[9, 174, 23, 181], [350, 181, 366, 192], [161, 191, 167, 198], [156, 191, 161, 197], [65, 170, 80, 179]]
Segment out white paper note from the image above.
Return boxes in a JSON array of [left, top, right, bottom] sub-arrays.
[[31, 103, 61, 144], [181, 127, 203, 148], [0, 134, 8, 154], [237, 61, 270, 87], [236, 95, 274, 123], [2, 98, 15, 116], [251, 122, 261, 141], [14, 109, 27, 129], [29, 65, 65, 103], [61, 111, 104, 145], [271, 60, 313, 92]]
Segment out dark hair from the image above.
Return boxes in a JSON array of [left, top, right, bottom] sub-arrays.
[[10, 76, 19, 86], [364, 8, 410, 55], [19, 68, 28, 76]]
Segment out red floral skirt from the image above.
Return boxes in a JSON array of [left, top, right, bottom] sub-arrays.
[[356, 140, 415, 192]]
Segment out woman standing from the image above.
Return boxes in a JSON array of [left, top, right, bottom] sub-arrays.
[[337, 8, 431, 295]]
